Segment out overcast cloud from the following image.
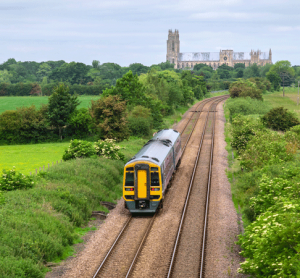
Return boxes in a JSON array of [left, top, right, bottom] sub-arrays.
[[0, 0, 299, 66]]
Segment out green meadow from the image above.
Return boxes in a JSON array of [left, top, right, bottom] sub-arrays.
[[0, 95, 100, 114], [0, 137, 147, 175], [264, 87, 300, 119]]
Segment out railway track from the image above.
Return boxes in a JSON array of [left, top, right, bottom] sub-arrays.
[[92, 95, 229, 278], [167, 98, 225, 278]]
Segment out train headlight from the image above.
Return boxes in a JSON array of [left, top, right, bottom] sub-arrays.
[[151, 188, 160, 191]]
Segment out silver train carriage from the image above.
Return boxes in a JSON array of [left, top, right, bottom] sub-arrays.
[[123, 129, 181, 214]]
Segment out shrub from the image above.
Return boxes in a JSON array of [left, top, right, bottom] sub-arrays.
[[231, 115, 265, 154], [62, 140, 96, 161], [249, 175, 300, 218], [94, 139, 125, 161], [0, 167, 34, 191], [226, 97, 271, 121], [229, 79, 263, 100], [261, 107, 300, 131], [238, 201, 300, 277], [127, 117, 152, 137], [0, 105, 51, 145], [240, 131, 294, 170], [66, 108, 93, 138]]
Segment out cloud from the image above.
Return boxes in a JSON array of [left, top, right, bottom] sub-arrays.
[[270, 26, 300, 32]]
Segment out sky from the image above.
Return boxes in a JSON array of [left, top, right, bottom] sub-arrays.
[[0, 0, 300, 67]]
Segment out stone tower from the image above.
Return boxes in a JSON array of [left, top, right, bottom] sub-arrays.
[[166, 29, 180, 65]]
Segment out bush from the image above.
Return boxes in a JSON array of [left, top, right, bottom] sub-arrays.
[[240, 131, 294, 170], [238, 201, 300, 277], [0, 167, 34, 191], [94, 139, 125, 161], [231, 115, 265, 154], [226, 97, 271, 121], [229, 79, 263, 100], [62, 140, 96, 161], [0, 105, 52, 145], [261, 107, 300, 131], [66, 108, 93, 138], [127, 116, 152, 137]]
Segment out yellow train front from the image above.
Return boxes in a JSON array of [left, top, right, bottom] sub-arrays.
[[123, 129, 181, 214]]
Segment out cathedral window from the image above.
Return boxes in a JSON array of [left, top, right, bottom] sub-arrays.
[[172, 41, 175, 51], [172, 59, 174, 64]]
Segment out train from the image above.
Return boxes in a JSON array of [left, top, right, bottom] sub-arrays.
[[123, 129, 182, 214]]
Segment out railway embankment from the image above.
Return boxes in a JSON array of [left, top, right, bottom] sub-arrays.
[[225, 95, 300, 277]]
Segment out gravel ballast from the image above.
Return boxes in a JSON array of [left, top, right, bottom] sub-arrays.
[[47, 98, 246, 278]]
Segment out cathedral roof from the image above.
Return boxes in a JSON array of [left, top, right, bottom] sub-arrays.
[[178, 52, 270, 62]]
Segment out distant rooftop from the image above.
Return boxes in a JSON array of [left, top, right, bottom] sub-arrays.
[[178, 52, 270, 62]]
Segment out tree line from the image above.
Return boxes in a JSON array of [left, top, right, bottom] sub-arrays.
[[0, 69, 208, 144]]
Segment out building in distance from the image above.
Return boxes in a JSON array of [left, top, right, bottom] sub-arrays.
[[166, 29, 272, 70]]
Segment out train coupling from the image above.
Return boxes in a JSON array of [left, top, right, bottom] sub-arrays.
[[138, 200, 147, 209]]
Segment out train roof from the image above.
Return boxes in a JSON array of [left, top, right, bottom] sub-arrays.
[[125, 129, 180, 167]]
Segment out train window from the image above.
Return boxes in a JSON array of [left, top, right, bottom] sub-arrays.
[[151, 172, 160, 186], [125, 172, 134, 186], [151, 167, 158, 171], [126, 167, 134, 171]]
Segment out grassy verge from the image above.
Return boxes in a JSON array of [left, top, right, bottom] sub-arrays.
[[0, 157, 129, 277], [0, 96, 100, 114]]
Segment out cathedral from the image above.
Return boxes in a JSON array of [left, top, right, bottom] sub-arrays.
[[166, 30, 272, 70]]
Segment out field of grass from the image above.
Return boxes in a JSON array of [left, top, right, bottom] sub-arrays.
[[0, 95, 100, 114], [0, 142, 69, 175], [0, 137, 146, 175], [264, 87, 300, 120]]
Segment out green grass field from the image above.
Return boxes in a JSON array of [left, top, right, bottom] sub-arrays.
[[264, 87, 300, 120], [0, 96, 100, 114], [0, 137, 146, 175], [0, 143, 69, 174]]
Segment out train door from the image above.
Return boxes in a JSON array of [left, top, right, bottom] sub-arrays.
[[137, 170, 147, 198], [135, 164, 150, 209]]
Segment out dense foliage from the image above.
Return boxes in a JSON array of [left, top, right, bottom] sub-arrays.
[[226, 97, 271, 121], [226, 96, 300, 277], [229, 79, 263, 100], [62, 139, 125, 162], [0, 167, 34, 191], [261, 106, 300, 131], [47, 84, 80, 139]]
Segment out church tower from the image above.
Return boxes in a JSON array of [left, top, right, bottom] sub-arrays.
[[166, 29, 180, 66]]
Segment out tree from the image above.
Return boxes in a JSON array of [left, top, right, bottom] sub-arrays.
[[92, 60, 100, 69], [103, 70, 145, 106], [90, 95, 129, 141], [0, 70, 13, 83], [36, 63, 52, 81], [47, 84, 80, 139], [268, 60, 295, 96]]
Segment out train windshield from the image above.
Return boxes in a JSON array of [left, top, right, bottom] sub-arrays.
[[151, 172, 160, 186], [125, 172, 134, 186]]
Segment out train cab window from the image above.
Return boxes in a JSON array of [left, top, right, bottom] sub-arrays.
[[125, 172, 134, 186], [151, 172, 160, 186]]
